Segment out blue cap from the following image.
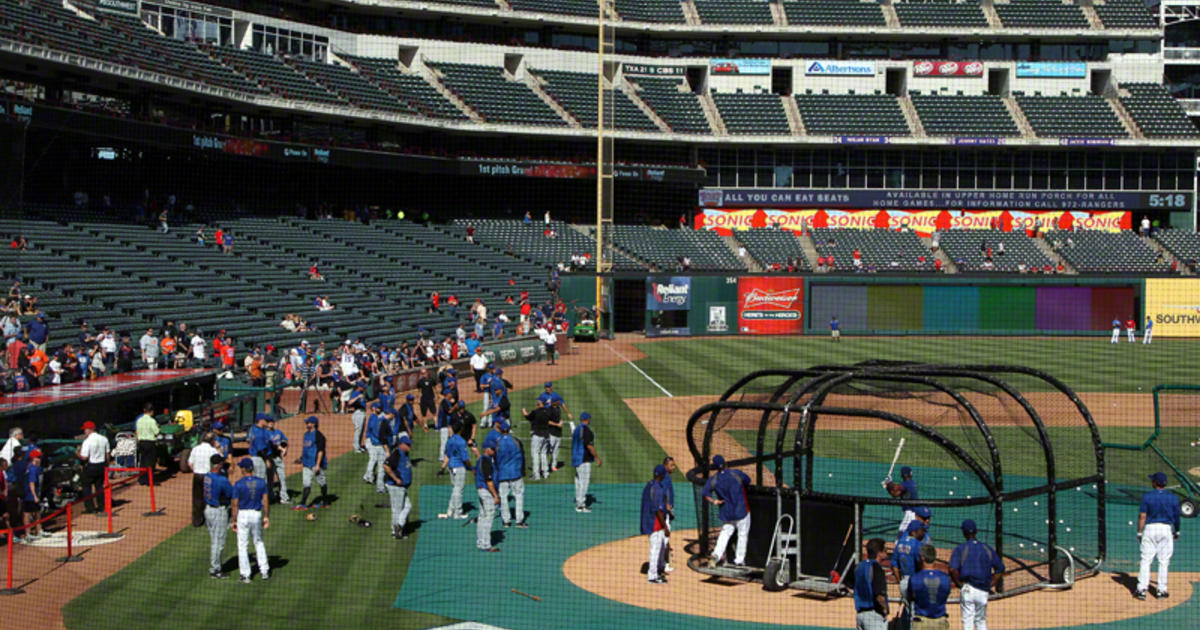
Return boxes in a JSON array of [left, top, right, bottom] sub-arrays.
[[304, 416, 319, 426], [495, 368, 503, 375], [900, 466, 912, 478], [544, 382, 553, 388], [580, 412, 591, 420], [1150, 471, 1168, 485], [487, 362, 495, 368], [961, 519, 977, 534], [213, 422, 226, 431], [457, 400, 465, 408], [238, 457, 254, 469], [712, 455, 726, 469], [498, 420, 510, 431], [370, 401, 381, 409], [914, 506, 931, 519], [654, 464, 667, 477], [447, 368, 455, 375], [907, 521, 927, 534], [356, 382, 365, 388], [255, 413, 272, 422], [406, 394, 414, 400], [398, 435, 413, 447]]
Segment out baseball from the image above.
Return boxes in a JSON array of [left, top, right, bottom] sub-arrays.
[[1066, 527, 1072, 532], [1013, 508, 1019, 512], [952, 476, 958, 481], [1019, 543, 1025, 548], [1034, 501, 1039, 506], [1129, 521, 1134, 525], [828, 473, 833, 477], [948, 491, 954, 495]]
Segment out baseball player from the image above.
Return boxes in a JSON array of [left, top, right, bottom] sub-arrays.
[[22, 449, 43, 539], [830, 315, 841, 341], [351, 390, 367, 454], [572, 412, 601, 512], [436, 390, 457, 468], [893, 520, 927, 625], [701, 454, 751, 568], [641, 464, 670, 584], [416, 368, 436, 427], [483, 369, 510, 428], [439, 422, 472, 520], [853, 538, 890, 630], [1143, 316, 1153, 344], [398, 394, 420, 439], [888, 466, 920, 535], [248, 414, 273, 487], [1111, 317, 1121, 344], [495, 420, 528, 528], [203, 453, 233, 579], [1135, 471, 1182, 599], [362, 402, 389, 493], [1126, 316, 1137, 343], [231, 457, 270, 583], [662, 456, 677, 573], [384, 435, 415, 539], [475, 443, 501, 552], [538, 382, 571, 472], [479, 363, 495, 428], [524, 402, 552, 480], [294, 416, 328, 510], [212, 422, 232, 461], [949, 519, 1005, 630], [266, 418, 289, 503], [908, 544, 951, 629], [378, 381, 396, 417]]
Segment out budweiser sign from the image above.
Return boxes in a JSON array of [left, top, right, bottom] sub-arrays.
[[743, 288, 800, 309], [913, 61, 983, 77]]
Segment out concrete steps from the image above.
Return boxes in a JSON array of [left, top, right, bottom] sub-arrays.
[[421, 61, 483, 123], [1032, 237, 1076, 274], [1002, 97, 1036, 139]]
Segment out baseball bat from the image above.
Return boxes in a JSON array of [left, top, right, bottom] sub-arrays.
[[882, 438, 906, 487], [511, 588, 541, 602], [829, 523, 855, 581]]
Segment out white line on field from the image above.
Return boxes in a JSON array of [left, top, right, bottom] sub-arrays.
[[607, 344, 673, 398]]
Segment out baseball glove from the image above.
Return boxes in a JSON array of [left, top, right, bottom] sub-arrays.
[[886, 482, 904, 497], [349, 514, 361, 524], [305, 512, 317, 521]]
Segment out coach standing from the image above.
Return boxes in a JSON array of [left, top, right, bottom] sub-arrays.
[[232, 457, 270, 583], [641, 464, 669, 584], [363, 402, 389, 493], [495, 421, 527, 528], [296, 416, 329, 509], [701, 455, 751, 569], [475, 443, 501, 552], [853, 538, 890, 630], [949, 519, 1004, 630], [572, 412, 600, 513], [77, 421, 110, 515], [439, 423, 471, 520], [1136, 471, 1181, 600], [893, 520, 927, 624], [203, 454, 233, 579], [135, 403, 161, 486], [384, 435, 414, 539], [187, 433, 220, 527], [470, 347, 488, 392], [524, 402, 552, 480]]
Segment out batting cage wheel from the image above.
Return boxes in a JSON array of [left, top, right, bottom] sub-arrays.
[[685, 362, 1106, 603], [1183, 499, 1196, 518]]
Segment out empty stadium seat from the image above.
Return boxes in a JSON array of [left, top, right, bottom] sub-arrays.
[[1095, 0, 1157, 29], [343, 56, 467, 119], [533, 69, 659, 131], [995, 0, 1089, 28], [1050, 230, 1173, 273], [895, 1, 989, 28], [694, 0, 773, 24], [712, 93, 791, 135], [810, 228, 934, 272], [795, 94, 910, 136], [735, 229, 812, 270], [1153, 229, 1200, 271], [1119, 83, 1200, 138], [429, 62, 566, 127], [938, 230, 1052, 272], [612, 225, 744, 271], [912, 95, 1021, 137], [615, 0, 686, 22], [206, 46, 346, 106], [1016, 95, 1129, 138], [628, 77, 711, 134], [783, 0, 886, 25]]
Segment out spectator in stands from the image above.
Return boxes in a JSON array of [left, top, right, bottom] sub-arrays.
[[1066, 236, 1075, 248], [308, 263, 324, 281], [219, 334, 236, 372], [1043, 264, 1052, 274], [492, 316, 504, 340], [982, 260, 995, 270], [447, 295, 460, 319], [1, 311, 19, 346], [88, 344, 106, 379], [116, 335, 135, 373], [315, 296, 334, 312], [853, 249, 862, 263], [25, 313, 47, 352], [8, 236, 27, 251], [934, 259, 943, 272], [1018, 263, 1028, 274], [281, 315, 298, 332], [99, 327, 117, 364], [160, 332, 177, 367], [854, 258, 863, 271], [430, 291, 440, 314], [21, 294, 36, 316], [997, 242, 1005, 256], [545, 211, 552, 227], [737, 246, 746, 259], [930, 231, 940, 252], [1141, 216, 1151, 237], [194, 227, 205, 246], [979, 240, 987, 255], [190, 330, 208, 367], [1057, 262, 1066, 274], [466, 224, 475, 244], [524, 211, 532, 225], [223, 231, 235, 255], [158, 209, 169, 233]]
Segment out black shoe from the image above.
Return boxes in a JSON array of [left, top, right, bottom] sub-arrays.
[[515, 521, 529, 529], [649, 576, 667, 584], [1134, 590, 1147, 600], [210, 572, 228, 580], [1154, 590, 1169, 599]]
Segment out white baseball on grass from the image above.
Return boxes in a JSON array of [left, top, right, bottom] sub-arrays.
[[1013, 508, 1019, 512], [1128, 521, 1134, 526], [952, 476, 958, 481], [1066, 527, 1072, 532], [1034, 501, 1039, 506], [949, 491, 954, 495]]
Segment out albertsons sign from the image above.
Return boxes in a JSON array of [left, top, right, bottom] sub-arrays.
[[805, 61, 876, 76]]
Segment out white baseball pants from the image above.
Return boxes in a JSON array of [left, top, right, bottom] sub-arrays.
[[960, 583, 990, 630], [648, 529, 667, 580], [1137, 522, 1173, 594], [236, 510, 268, 579], [712, 513, 750, 565]]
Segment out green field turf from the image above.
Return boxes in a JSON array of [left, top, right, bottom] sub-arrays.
[[63, 335, 1200, 630]]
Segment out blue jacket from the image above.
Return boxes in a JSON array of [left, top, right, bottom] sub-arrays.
[[249, 426, 272, 457], [949, 539, 1004, 591], [366, 413, 387, 446], [908, 569, 951, 619], [495, 433, 524, 482], [204, 472, 234, 507], [702, 469, 751, 522], [445, 434, 471, 469], [475, 454, 497, 489], [1141, 488, 1182, 532], [892, 533, 922, 577], [853, 559, 885, 613], [640, 479, 667, 535], [26, 319, 48, 344], [571, 423, 595, 467], [386, 448, 413, 487], [233, 476, 268, 511]]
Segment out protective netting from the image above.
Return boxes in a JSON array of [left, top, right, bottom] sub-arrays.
[[685, 362, 1104, 598]]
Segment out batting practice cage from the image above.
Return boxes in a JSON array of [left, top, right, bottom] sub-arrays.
[[683, 362, 1106, 602], [1103, 385, 1200, 518]]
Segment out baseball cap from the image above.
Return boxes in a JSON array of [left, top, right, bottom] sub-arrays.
[[900, 466, 913, 478], [370, 401, 381, 409], [907, 521, 927, 534], [209, 454, 224, 466], [213, 422, 226, 431], [654, 464, 667, 477], [544, 381, 553, 388], [961, 519, 978, 534], [457, 400, 465, 408], [356, 382, 365, 389], [712, 454, 726, 469], [495, 368, 503, 375], [398, 435, 413, 447], [914, 506, 932, 519], [304, 416, 319, 426], [580, 412, 591, 420], [406, 394, 414, 400], [1150, 471, 1168, 485], [29, 450, 41, 459], [238, 457, 254, 469], [487, 362, 495, 368], [497, 420, 510, 432], [255, 413, 272, 422], [82, 421, 96, 430]]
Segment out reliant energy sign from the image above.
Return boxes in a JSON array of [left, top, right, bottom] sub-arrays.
[[1145, 279, 1200, 337]]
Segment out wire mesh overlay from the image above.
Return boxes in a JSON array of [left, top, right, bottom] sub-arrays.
[[684, 362, 1105, 599]]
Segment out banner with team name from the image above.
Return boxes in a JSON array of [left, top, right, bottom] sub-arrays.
[[694, 208, 1131, 237]]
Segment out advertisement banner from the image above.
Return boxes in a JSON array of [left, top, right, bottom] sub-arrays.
[[695, 208, 1130, 237], [711, 59, 771, 75], [647, 277, 691, 311], [95, 0, 138, 13], [913, 61, 984, 77], [697, 188, 1185, 211], [707, 306, 729, 333], [805, 60, 876, 76], [1015, 62, 1086, 78], [1145, 279, 1200, 337], [623, 63, 686, 77], [738, 277, 804, 335]]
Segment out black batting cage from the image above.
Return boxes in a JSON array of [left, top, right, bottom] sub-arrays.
[[683, 361, 1106, 601]]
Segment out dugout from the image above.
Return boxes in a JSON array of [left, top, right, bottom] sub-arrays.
[[683, 362, 1106, 601]]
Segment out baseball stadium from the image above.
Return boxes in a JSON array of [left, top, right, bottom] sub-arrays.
[[4, 0, 1200, 627]]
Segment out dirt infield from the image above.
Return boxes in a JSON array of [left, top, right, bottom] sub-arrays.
[[563, 531, 1197, 629], [19, 336, 631, 629]]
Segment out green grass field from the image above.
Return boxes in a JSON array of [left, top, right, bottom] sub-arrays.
[[63, 335, 1200, 630]]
